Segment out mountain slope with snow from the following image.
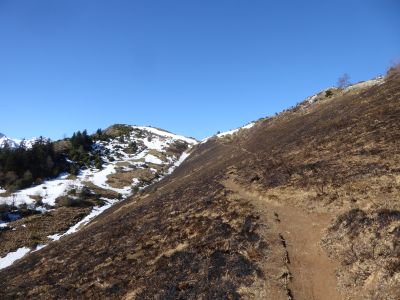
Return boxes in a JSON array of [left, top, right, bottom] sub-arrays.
[[1, 73, 399, 299], [0, 124, 197, 267], [0, 133, 39, 149]]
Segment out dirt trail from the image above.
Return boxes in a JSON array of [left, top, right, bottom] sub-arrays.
[[223, 178, 343, 300]]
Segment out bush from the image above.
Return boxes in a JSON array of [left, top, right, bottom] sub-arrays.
[[325, 90, 334, 97], [79, 186, 93, 200], [94, 154, 103, 170], [0, 204, 13, 214], [69, 164, 79, 176], [56, 196, 76, 207], [56, 196, 92, 208], [126, 141, 138, 154], [131, 186, 139, 194], [67, 188, 77, 196], [35, 198, 44, 207]]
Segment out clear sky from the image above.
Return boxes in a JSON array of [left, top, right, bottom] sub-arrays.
[[0, 0, 399, 140]]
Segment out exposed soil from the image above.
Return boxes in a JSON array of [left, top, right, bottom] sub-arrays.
[[224, 177, 342, 300]]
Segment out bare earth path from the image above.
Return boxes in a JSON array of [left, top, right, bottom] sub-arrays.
[[223, 177, 343, 300]]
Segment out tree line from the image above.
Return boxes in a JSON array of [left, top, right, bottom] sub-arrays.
[[0, 129, 101, 192], [0, 137, 67, 192]]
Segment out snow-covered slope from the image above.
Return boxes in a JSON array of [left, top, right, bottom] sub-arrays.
[[0, 133, 19, 148], [201, 122, 255, 143], [216, 122, 255, 138], [0, 125, 198, 268], [1, 125, 197, 211], [0, 133, 40, 149]]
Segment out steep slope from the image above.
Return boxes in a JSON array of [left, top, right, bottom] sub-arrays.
[[0, 73, 399, 299]]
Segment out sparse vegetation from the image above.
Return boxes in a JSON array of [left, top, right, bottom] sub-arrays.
[[323, 208, 400, 299], [103, 124, 134, 137], [56, 186, 104, 208]]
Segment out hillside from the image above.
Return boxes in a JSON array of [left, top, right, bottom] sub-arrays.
[[0, 71, 399, 299], [0, 125, 197, 265]]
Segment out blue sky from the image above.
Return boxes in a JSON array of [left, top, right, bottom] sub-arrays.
[[0, 0, 399, 140]]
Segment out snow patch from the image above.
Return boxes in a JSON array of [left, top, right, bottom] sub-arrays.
[[167, 152, 190, 174], [145, 154, 163, 164], [0, 173, 83, 208], [0, 247, 30, 270], [33, 244, 47, 252], [48, 199, 117, 241], [133, 126, 197, 144], [202, 122, 255, 143]]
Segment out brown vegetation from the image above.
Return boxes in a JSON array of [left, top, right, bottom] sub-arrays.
[[0, 75, 399, 299], [0, 207, 91, 257]]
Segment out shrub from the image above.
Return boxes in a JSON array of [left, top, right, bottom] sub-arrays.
[[35, 198, 44, 207], [79, 186, 93, 200], [131, 186, 139, 194], [56, 196, 76, 207], [0, 204, 13, 214], [69, 164, 79, 176], [67, 188, 77, 195], [56, 196, 85, 207], [127, 141, 138, 153]]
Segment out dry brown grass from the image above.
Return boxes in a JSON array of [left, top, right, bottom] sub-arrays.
[[106, 169, 155, 188], [0, 207, 91, 257], [1, 76, 399, 299]]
